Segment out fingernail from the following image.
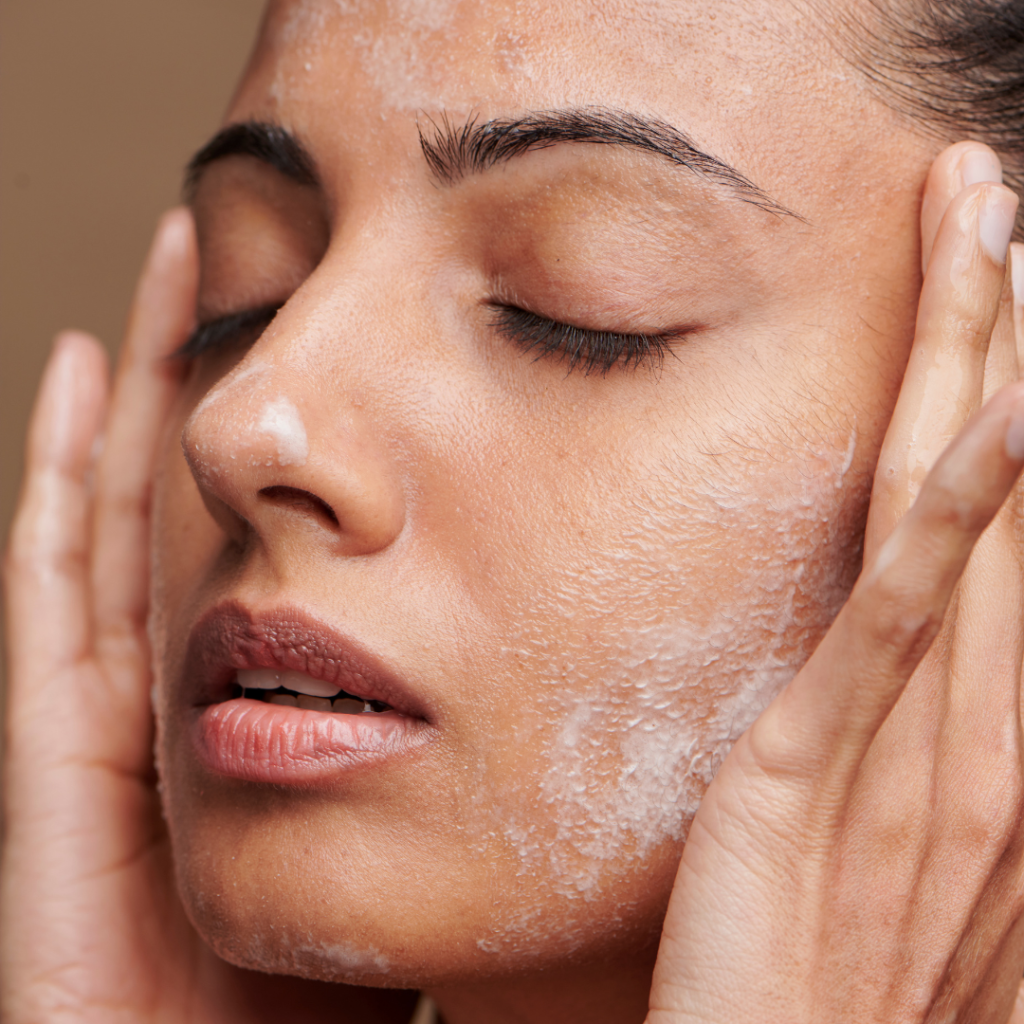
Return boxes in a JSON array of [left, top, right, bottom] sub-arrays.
[[978, 190, 1017, 264], [961, 148, 1003, 188]]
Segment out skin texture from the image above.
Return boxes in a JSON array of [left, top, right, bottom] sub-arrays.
[[160, 0, 910, 995], [5, 1, 1024, 1022]]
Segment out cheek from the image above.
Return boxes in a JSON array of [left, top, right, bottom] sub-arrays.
[[458, 421, 868, 955], [149, 429, 218, 615], [148, 411, 229, 773], [145, 326, 874, 976]]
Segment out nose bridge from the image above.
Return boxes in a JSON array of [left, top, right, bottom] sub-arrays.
[[181, 338, 406, 558], [314, 190, 453, 356]]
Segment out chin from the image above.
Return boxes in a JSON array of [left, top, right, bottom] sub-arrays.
[[161, 756, 674, 989]]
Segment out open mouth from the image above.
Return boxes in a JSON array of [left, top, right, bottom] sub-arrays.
[[232, 669, 393, 714], [182, 604, 432, 784]]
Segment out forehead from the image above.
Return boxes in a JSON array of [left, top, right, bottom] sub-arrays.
[[238, 0, 887, 199]]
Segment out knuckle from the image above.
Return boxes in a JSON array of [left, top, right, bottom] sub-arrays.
[[4, 536, 44, 580], [856, 573, 941, 662], [955, 766, 1024, 857], [916, 471, 983, 536], [3, 534, 87, 584]]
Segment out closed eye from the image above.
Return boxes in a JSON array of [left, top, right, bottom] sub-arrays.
[[174, 300, 691, 375], [174, 303, 282, 360], [488, 303, 688, 376]]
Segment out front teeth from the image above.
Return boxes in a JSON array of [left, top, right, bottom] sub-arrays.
[[236, 669, 389, 714], [239, 668, 338, 698]]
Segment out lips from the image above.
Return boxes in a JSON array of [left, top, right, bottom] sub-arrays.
[[180, 603, 433, 784]]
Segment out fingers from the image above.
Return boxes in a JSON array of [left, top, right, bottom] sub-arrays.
[[940, 233, 1022, 757], [90, 209, 197, 694], [4, 332, 109, 715], [936, 191, 1023, 754], [1014, 243, 1024, 371], [920, 142, 1003, 276], [755, 380, 1024, 779], [865, 152, 1017, 559], [983, 242, 1020, 404], [860, 150, 1024, 995]]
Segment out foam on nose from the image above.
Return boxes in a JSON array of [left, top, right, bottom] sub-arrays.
[[258, 396, 309, 466]]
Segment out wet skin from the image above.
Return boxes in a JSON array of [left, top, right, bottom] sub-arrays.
[[151, 0, 949, 1017]]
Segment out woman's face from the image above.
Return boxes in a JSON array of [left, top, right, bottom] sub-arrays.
[[152, 0, 936, 992]]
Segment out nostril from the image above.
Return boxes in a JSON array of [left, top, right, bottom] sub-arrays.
[[258, 486, 340, 528]]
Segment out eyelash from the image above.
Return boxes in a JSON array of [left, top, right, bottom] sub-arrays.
[[174, 304, 282, 360], [488, 304, 677, 376], [175, 301, 680, 376]]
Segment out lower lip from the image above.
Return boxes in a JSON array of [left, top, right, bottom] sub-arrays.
[[192, 698, 428, 784]]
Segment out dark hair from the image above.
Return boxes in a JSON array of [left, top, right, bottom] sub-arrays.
[[849, 0, 1024, 237]]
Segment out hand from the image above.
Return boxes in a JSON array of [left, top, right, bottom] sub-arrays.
[[648, 143, 1024, 1022], [1, 210, 416, 1024]]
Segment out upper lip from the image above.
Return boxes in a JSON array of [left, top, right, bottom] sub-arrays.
[[180, 601, 428, 719]]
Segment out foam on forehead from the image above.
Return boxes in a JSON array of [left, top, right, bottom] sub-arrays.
[[269, 0, 463, 112]]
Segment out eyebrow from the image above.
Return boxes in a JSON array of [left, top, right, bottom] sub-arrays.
[[185, 110, 797, 219], [184, 121, 318, 198], [419, 107, 798, 218]]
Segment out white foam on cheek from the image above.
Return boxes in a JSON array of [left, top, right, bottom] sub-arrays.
[[258, 396, 310, 466], [472, 437, 863, 957], [839, 425, 857, 481]]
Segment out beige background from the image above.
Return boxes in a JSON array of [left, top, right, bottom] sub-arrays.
[[1, 0, 267, 678]]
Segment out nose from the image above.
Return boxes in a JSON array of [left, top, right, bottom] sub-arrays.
[[181, 360, 405, 558]]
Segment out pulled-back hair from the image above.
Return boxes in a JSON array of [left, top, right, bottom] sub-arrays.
[[849, 0, 1024, 236]]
